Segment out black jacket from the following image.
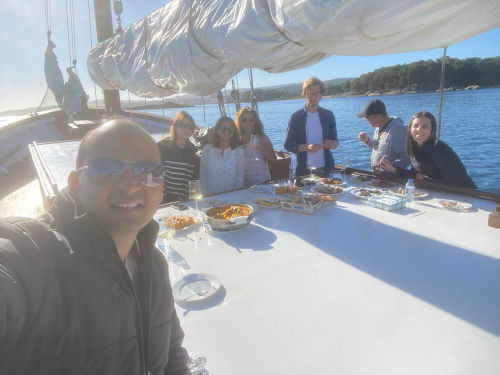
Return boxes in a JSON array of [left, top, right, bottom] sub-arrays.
[[0, 189, 189, 375], [158, 139, 200, 203], [396, 140, 476, 189]]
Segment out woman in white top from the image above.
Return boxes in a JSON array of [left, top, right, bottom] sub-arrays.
[[236, 107, 277, 186], [200, 117, 245, 195]]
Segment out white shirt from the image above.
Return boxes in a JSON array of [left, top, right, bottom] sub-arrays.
[[200, 144, 245, 195], [305, 111, 325, 168]]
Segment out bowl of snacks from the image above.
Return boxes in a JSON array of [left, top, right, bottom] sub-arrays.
[[205, 203, 254, 231], [274, 185, 299, 195]]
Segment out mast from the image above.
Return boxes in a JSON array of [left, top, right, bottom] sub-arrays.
[[93, 0, 121, 115]]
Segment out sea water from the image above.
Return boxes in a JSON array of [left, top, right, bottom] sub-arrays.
[[151, 88, 500, 193]]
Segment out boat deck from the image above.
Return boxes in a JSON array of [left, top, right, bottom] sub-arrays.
[[0, 179, 45, 218]]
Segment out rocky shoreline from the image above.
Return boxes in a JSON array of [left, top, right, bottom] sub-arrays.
[[325, 84, 488, 98]]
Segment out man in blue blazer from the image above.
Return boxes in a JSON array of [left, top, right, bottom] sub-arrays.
[[284, 77, 338, 177]]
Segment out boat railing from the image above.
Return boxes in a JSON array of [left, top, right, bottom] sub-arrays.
[[29, 141, 59, 211]]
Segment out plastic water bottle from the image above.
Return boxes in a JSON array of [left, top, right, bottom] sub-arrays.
[[405, 179, 415, 202]]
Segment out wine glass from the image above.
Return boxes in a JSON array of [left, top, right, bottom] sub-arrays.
[[343, 153, 350, 178], [189, 180, 202, 218], [288, 156, 296, 185], [250, 134, 261, 161], [157, 213, 176, 240], [307, 157, 317, 179]]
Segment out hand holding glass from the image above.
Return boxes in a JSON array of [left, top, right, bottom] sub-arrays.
[[250, 135, 261, 161], [189, 180, 202, 218]]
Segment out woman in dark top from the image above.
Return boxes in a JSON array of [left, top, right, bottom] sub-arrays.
[[380, 111, 476, 188], [158, 111, 200, 203]]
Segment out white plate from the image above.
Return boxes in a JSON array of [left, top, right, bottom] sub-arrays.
[[365, 179, 397, 189], [295, 178, 317, 188], [249, 184, 271, 193], [350, 188, 383, 200], [155, 215, 200, 234], [311, 185, 343, 196], [437, 200, 472, 211], [173, 273, 221, 303], [318, 178, 347, 186], [255, 196, 281, 208], [387, 189, 429, 199]]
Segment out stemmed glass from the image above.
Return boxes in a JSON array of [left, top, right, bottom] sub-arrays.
[[343, 153, 350, 178], [189, 180, 203, 219], [307, 158, 317, 179], [250, 134, 261, 161], [288, 156, 296, 185]]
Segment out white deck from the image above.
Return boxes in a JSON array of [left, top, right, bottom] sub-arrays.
[[164, 178, 500, 375]]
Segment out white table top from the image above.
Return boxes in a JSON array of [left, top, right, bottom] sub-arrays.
[[162, 176, 500, 375]]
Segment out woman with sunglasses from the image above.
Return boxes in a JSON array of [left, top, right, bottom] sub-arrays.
[[380, 111, 476, 188], [158, 111, 200, 202], [236, 107, 277, 186], [200, 117, 244, 195]]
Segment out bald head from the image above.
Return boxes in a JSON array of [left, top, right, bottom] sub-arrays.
[[76, 118, 160, 168]]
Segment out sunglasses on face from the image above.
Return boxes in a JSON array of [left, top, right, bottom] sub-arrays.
[[77, 158, 163, 187], [241, 117, 255, 124], [219, 126, 234, 134], [176, 121, 195, 131]]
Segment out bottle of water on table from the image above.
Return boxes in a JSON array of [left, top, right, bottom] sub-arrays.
[[405, 179, 415, 202]]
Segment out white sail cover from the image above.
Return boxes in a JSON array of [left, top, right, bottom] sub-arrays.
[[87, 0, 500, 97]]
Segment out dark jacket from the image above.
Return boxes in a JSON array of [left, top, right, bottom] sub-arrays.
[[284, 106, 338, 176], [396, 139, 476, 188], [0, 189, 189, 375], [158, 139, 200, 203]]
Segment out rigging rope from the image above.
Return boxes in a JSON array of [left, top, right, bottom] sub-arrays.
[[217, 91, 226, 117], [223, 88, 231, 117], [436, 46, 447, 145], [248, 68, 259, 113], [87, 0, 99, 120], [201, 96, 207, 126], [231, 78, 241, 113], [44, 0, 52, 33], [64, 0, 72, 67]]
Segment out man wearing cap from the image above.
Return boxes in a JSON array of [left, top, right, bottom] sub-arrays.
[[0, 119, 190, 374], [357, 99, 410, 173]]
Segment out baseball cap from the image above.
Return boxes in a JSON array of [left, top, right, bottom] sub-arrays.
[[357, 99, 387, 118]]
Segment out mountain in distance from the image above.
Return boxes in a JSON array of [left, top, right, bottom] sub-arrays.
[[169, 77, 355, 106]]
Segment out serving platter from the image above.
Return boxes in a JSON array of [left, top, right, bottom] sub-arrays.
[[311, 184, 343, 196], [254, 196, 281, 208], [438, 200, 472, 211], [248, 184, 272, 193], [350, 188, 383, 200], [388, 187, 429, 199]]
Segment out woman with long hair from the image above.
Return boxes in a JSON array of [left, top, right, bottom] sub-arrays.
[[200, 117, 245, 195], [158, 111, 200, 202], [380, 111, 476, 188], [236, 106, 277, 186]]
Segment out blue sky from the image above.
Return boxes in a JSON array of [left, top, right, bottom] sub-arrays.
[[1, 0, 499, 111]]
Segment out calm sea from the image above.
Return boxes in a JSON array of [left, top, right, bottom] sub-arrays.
[[150, 88, 500, 193]]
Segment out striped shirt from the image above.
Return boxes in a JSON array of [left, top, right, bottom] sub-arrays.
[[158, 139, 200, 203]]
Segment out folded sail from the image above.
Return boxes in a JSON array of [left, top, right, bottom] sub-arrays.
[[87, 0, 500, 97]]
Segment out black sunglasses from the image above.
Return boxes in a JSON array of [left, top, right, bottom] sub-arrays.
[[241, 117, 255, 124], [176, 121, 195, 131], [219, 126, 234, 133], [77, 158, 163, 187]]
